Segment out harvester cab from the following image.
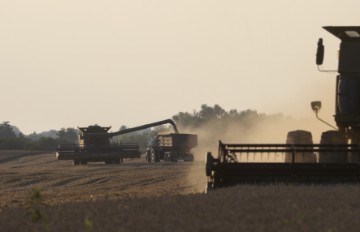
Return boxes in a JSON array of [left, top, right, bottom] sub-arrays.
[[205, 26, 360, 191], [56, 119, 182, 165], [317, 26, 360, 149], [78, 125, 112, 148]]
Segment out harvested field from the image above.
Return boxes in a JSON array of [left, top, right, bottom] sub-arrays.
[[0, 151, 205, 208], [1, 151, 360, 232]]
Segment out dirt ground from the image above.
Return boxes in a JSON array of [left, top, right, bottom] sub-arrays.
[[1, 151, 360, 232], [0, 150, 206, 209]]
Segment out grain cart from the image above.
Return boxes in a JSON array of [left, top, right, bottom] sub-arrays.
[[205, 26, 360, 191], [146, 133, 197, 162], [56, 119, 179, 165]]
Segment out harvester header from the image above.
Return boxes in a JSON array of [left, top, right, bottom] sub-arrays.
[[205, 26, 360, 191]]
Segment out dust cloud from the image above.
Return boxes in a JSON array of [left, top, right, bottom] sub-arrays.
[[180, 115, 329, 161], [182, 114, 332, 191]]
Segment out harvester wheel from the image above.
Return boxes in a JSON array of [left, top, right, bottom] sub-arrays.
[[73, 159, 80, 166], [285, 130, 316, 163], [205, 182, 214, 193], [319, 130, 347, 163], [205, 152, 213, 177]]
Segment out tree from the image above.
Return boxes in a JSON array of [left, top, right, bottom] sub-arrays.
[[26, 137, 58, 151], [0, 122, 27, 149], [0, 121, 17, 139]]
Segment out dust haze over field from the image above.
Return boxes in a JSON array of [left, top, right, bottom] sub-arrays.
[[179, 115, 328, 160]]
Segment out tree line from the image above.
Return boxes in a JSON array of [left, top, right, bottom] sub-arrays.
[[1, 104, 286, 150], [114, 104, 286, 149], [0, 121, 78, 150]]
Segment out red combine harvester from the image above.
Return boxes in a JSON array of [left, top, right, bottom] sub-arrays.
[[205, 26, 360, 190]]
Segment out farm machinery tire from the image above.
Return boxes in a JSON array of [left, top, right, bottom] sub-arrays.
[[151, 149, 160, 162]]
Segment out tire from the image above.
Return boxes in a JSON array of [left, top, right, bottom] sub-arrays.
[[350, 135, 360, 162], [168, 151, 178, 162], [205, 182, 214, 193], [285, 130, 316, 163], [319, 130, 347, 163], [73, 159, 80, 166], [205, 152, 213, 177], [171, 156, 178, 162], [163, 153, 170, 162], [145, 150, 150, 162], [151, 149, 160, 162]]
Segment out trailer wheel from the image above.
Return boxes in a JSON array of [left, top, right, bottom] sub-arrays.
[[151, 149, 160, 162], [145, 150, 151, 162], [163, 153, 170, 162], [168, 151, 178, 162]]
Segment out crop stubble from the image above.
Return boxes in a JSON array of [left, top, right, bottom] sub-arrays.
[[0, 151, 360, 232]]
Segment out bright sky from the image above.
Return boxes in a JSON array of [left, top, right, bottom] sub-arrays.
[[1, 1, 359, 134]]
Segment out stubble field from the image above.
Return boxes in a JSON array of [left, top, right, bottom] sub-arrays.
[[0, 151, 359, 232]]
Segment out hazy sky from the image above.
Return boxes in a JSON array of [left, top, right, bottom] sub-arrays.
[[1, 1, 359, 134]]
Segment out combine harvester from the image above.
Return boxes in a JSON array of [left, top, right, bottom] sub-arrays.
[[206, 26, 360, 190], [56, 119, 195, 165]]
